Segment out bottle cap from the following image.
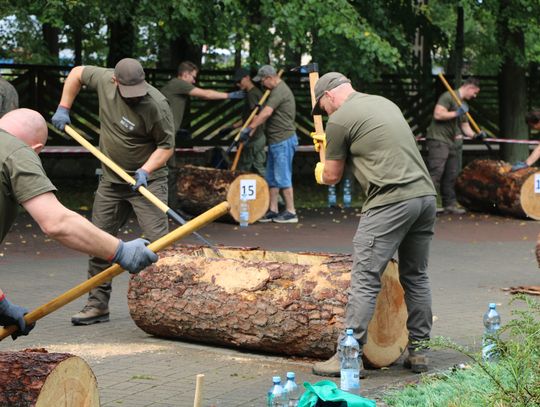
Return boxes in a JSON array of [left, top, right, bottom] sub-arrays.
[[346, 328, 354, 335], [489, 303, 496, 309], [272, 376, 281, 383], [286, 371, 295, 379]]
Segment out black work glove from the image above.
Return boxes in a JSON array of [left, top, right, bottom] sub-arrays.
[[474, 131, 488, 140], [239, 127, 251, 144], [111, 238, 158, 274], [0, 295, 34, 339]]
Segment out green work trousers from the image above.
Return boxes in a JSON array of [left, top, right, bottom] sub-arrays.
[[236, 135, 266, 177], [87, 178, 169, 309]]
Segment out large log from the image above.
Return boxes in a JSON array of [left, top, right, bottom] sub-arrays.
[[0, 348, 99, 407], [128, 245, 408, 368], [176, 164, 269, 223], [456, 159, 540, 219]]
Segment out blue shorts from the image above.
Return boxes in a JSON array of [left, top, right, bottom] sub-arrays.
[[266, 134, 298, 189]]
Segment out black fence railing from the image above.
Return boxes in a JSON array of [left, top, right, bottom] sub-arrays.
[[3, 64, 538, 147]]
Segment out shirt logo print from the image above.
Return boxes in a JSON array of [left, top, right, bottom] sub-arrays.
[[120, 116, 135, 131]]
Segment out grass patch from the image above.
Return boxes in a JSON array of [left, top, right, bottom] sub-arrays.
[[385, 295, 540, 407]]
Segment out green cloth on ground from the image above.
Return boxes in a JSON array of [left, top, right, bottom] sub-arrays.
[[298, 380, 376, 407]]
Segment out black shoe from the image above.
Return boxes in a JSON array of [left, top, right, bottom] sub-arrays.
[[258, 210, 278, 223], [273, 210, 298, 224]]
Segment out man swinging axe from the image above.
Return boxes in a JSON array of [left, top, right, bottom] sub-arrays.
[[0, 108, 158, 339]]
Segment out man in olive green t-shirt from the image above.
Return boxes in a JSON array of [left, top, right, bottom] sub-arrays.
[[160, 61, 246, 206], [0, 75, 18, 118], [0, 108, 158, 339], [239, 65, 299, 223], [310, 72, 437, 376], [426, 77, 480, 214], [51, 58, 174, 326]]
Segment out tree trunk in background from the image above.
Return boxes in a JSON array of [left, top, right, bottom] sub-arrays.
[[73, 25, 83, 66], [42, 23, 59, 63], [169, 36, 202, 70], [453, 5, 464, 86], [234, 33, 242, 69], [498, 1, 529, 162], [106, 17, 135, 67]]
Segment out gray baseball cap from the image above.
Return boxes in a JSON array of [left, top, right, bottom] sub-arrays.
[[114, 58, 148, 98], [311, 72, 351, 115], [253, 65, 277, 82]]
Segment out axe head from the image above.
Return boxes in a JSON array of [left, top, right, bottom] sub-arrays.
[[290, 62, 319, 74]]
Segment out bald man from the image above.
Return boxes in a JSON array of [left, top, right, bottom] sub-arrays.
[[0, 108, 158, 339]]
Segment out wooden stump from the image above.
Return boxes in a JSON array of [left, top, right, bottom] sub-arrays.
[[176, 164, 269, 223], [456, 159, 540, 219], [0, 348, 99, 407], [128, 246, 408, 368]]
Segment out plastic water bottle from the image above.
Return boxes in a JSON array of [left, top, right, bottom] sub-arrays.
[[239, 199, 249, 227], [328, 185, 337, 207], [482, 303, 501, 362], [342, 178, 352, 208], [340, 328, 361, 394], [283, 372, 300, 406], [267, 376, 287, 407]]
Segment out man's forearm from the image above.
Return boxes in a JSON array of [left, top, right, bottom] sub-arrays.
[[140, 148, 174, 174], [249, 106, 272, 130], [59, 66, 84, 108]]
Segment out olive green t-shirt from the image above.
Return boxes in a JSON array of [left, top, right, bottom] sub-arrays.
[[82, 66, 175, 183], [265, 80, 296, 144], [0, 78, 19, 118], [245, 86, 265, 140], [0, 130, 56, 242], [160, 78, 195, 132], [325, 92, 435, 212], [426, 90, 465, 145]]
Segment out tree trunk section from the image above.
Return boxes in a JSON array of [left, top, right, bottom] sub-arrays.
[[456, 159, 540, 219], [42, 24, 59, 64], [0, 348, 99, 407], [128, 246, 408, 368], [176, 164, 269, 223], [106, 17, 135, 68]]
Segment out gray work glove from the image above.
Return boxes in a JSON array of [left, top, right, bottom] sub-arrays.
[[0, 296, 34, 339], [51, 106, 71, 131], [510, 161, 529, 172], [456, 103, 469, 117], [228, 91, 246, 100], [132, 168, 149, 191], [239, 127, 251, 144], [111, 238, 158, 274]]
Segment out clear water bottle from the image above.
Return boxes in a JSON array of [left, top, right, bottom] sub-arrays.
[[328, 185, 337, 207], [342, 178, 352, 208], [340, 328, 361, 394], [239, 199, 249, 227], [283, 371, 300, 406], [267, 376, 287, 407], [482, 303, 501, 362]]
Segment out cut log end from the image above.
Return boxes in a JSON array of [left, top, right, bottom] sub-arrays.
[[0, 349, 99, 407], [128, 245, 408, 367]]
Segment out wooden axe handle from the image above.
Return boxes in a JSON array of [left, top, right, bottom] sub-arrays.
[[230, 69, 285, 171], [0, 202, 230, 341], [437, 73, 482, 134], [307, 69, 326, 162]]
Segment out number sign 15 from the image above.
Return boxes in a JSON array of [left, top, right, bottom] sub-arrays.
[[240, 179, 257, 200]]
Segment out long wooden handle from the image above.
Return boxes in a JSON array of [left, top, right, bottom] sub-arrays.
[[307, 68, 326, 162], [0, 201, 230, 341], [193, 374, 204, 407], [64, 125, 168, 212], [437, 73, 482, 134], [230, 69, 285, 171]]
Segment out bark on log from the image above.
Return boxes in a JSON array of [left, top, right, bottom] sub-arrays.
[[128, 245, 408, 368], [176, 164, 269, 223], [456, 159, 540, 219], [536, 232, 540, 269], [0, 348, 99, 407]]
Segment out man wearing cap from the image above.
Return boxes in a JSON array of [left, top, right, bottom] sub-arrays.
[[310, 72, 437, 376], [0, 108, 159, 339], [223, 68, 266, 176], [239, 65, 298, 223], [160, 61, 245, 205], [0, 74, 18, 118], [51, 58, 175, 325]]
